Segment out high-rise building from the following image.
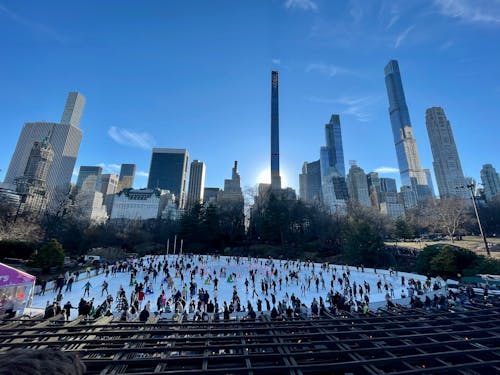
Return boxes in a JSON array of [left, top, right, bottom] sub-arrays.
[[14, 138, 54, 215], [76, 166, 103, 192], [203, 187, 221, 204], [110, 188, 176, 221], [425, 107, 467, 199], [299, 160, 322, 204], [380, 177, 398, 193], [324, 114, 346, 177], [4, 92, 85, 208], [367, 172, 381, 209], [270, 71, 282, 190], [186, 160, 206, 209], [480, 164, 500, 202], [221, 161, 244, 202], [117, 163, 136, 192], [424, 169, 436, 198], [147, 148, 189, 209], [321, 175, 349, 214], [101, 173, 119, 215], [346, 164, 371, 207], [384, 60, 430, 199]]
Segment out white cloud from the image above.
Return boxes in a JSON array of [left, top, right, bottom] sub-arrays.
[[306, 95, 380, 122], [375, 166, 400, 174], [96, 163, 121, 174], [394, 25, 415, 48], [337, 96, 379, 122], [284, 0, 318, 11], [386, 14, 400, 29], [108, 126, 154, 149], [136, 171, 149, 178], [272, 58, 281, 65], [434, 0, 500, 24], [305, 63, 353, 78]]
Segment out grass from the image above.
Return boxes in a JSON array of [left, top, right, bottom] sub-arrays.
[[386, 236, 500, 259]]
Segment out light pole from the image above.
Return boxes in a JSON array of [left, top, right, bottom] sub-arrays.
[[460, 183, 490, 257]]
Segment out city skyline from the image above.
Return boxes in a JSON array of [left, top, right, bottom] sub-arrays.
[[1, 1, 499, 194]]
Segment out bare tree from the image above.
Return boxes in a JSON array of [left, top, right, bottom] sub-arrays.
[[426, 198, 471, 242]]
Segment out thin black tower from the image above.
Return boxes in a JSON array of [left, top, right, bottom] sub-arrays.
[[270, 71, 281, 190]]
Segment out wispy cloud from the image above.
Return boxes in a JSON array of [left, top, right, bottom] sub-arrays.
[[305, 63, 354, 78], [440, 39, 454, 49], [375, 166, 400, 174], [136, 171, 149, 178], [386, 14, 400, 29], [96, 163, 121, 174], [434, 0, 500, 24], [306, 95, 379, 122], [272, 58, 281, 65], [0, 3, 67, 43], [108, 126, 154, 150], [284, 0, 318, 11], [394, 25, 415, 48], [338, 96, 378, 122]]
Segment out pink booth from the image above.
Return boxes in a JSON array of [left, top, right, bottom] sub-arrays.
[[0, 262, 36, 318]]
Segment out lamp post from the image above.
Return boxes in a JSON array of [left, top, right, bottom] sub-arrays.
[[460, 183, 490, 257]]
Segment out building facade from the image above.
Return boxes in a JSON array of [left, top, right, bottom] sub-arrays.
[[147, 148, 189, 209], [299, 160, 322, 204], [425, 107, 467, 199], [117, 163, 136, 192], [4, 92, 85, 208], [186, 160, 206, 209], [101, 173, 119, 215], [480, 164, 500, 202], [76, 166, 103, 192], [346, 164, 371, 208], [325, 114, 346, 177], [384, 60, 430, 200], [14, 138, 54, 215], [110, 188, 176, 221], [221, 161, 244, 202]]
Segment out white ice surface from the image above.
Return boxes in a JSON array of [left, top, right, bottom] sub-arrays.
[[30, 255, 439, 320]]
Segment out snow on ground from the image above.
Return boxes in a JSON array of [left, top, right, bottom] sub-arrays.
[[30, 255, 439, 320]]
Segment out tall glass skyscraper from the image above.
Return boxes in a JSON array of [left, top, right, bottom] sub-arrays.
[[325, 114, 345, 177], [147, 148, 189, 209], [425, 107, 467, 199], [384, 60, 429, 196], [270, 71, 281, 190]]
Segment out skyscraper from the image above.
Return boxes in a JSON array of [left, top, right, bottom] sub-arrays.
[[117, 163, 136, 192], [4, 92, 85, 207], [14, 138, 54, 215], [299, 160, 322, 204], [270, 71, 281, 190], [186, 160, 206, 209], [425, 107, 467, 199], [480, 164, 500, 202], [346, 163, 371, 208], [76, 166, 103, 192], [147, 148, 189, 209], [101, 173, 119, 215], [221, 161, 243, 202], [325, 114, 346, 177], [384, 60, 430, 198]]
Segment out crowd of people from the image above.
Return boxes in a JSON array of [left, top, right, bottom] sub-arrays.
[[36, 254, 446, 322]]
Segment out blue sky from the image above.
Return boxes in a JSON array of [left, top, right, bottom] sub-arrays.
[[1, 0, 499, 194]]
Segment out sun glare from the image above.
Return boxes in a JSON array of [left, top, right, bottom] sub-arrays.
[[256, 167, 288, 187]]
